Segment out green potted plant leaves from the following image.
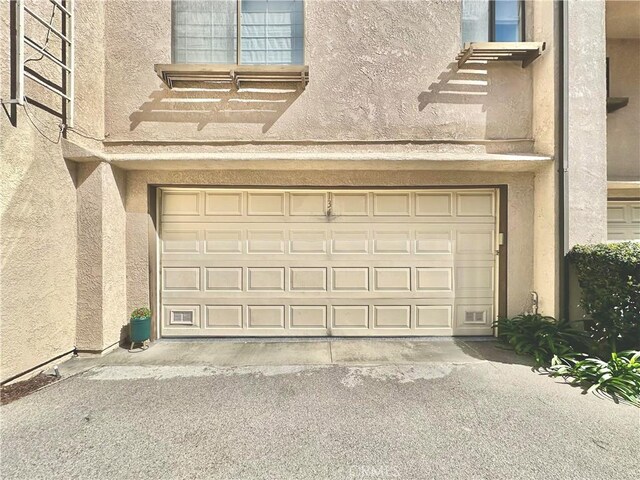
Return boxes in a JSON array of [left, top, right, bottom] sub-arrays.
[[129, 307, 151, 351]]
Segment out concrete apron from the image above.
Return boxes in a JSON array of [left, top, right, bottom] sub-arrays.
[[56, 338, 517, 380]]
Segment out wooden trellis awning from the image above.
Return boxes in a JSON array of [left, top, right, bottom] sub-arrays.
[[154, 64, 309, 89], [457, 42, 546, 69]]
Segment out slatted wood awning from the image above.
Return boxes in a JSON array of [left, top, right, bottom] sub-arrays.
[[457, 42, 546, 69], [154, 64, 309, 89]]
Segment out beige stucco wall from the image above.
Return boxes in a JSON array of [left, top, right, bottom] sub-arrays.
[[0, 0, 106, 382], [104, 0, 535, 144], [76, 162, 127, 352], [566, 0, 608, 247], [2, 0, 612, 379], [606, 39, 640, 181]]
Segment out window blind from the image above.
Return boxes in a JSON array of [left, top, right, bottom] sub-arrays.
[[241, 0, 304, 65], [172, 0, 304, 65], [173, 0, 237, 64]]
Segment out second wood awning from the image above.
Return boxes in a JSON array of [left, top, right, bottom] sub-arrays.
[[457, 42, 546, 69]]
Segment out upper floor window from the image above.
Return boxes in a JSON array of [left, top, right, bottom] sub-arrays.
[[172, 0, 304, 65], [462, 0, 524, 44]]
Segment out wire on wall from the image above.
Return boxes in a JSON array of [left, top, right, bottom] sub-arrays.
[[24, 3, 57, 64], [22, 97, 63, 144]]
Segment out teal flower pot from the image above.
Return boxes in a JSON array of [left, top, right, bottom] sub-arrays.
[[130, 316, 151, 343]]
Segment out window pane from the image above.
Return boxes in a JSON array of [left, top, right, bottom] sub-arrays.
[[173, 0, 237, 64], [494, 0, 521, 41], [462, 0, 489, 44], [241, 0, 304, 65]]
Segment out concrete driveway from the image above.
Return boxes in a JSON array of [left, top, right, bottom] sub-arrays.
[[1, 339, 638, 480]]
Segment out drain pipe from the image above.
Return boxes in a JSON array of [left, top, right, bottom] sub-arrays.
[[558, 0, 570, 321]]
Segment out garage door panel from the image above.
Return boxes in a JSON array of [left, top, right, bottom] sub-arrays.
[[163, 191, 201, 216], [373, 268, 411, 291], [247, 193, 286, 216], [332, 305, 370, 329], [290, 192, 327, 216], [205, 267, 243, 291], [373, 230, 411, 254], [290, 267, 327, 292], [290, 230, 327, 253], [416, 305, 453, 328], [331, 192, 369, 216], [247, 268, 286, 291], [416, 192, 453, 216], [456, 191, 495, 217], [331, 230, 369, 254], [205, 191, 244, 216], [248, 305, 286, 328], [163, 267, 201, 291], [206, 305, 243, 328], [415, 230, 453, 254], [332, 267, 370, 291], [205, 230, 243, 254], [290, 305, 327, 328], [416, 268, 453, 292], [455, 302, 494, 335], [162, 229, 201, 254], [607, 201, 640, 241], [373, 193, 411, 216], [373, 305, 411, 328], [160, 188, 498, 337]]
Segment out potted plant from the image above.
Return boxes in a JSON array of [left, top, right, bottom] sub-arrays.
[[129, 307, 151, 351]]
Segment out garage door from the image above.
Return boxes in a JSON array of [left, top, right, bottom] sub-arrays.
[[607, 201, 640, 241], [159, 188, 499, 337]]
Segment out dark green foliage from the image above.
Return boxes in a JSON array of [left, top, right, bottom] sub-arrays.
[[549, 351, 640, 407], [493, 314, 587, 366], [130, 307, 151, 320], [568, 242, 640, 352]]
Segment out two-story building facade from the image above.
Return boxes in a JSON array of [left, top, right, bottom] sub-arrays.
[[1, 0, 638, 383]]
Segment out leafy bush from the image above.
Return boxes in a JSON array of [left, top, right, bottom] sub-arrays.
[[568, 242, 640, 352], [549, 351, 640, 407], [493, 314, 586, 366], [130, 307, 151, 320]]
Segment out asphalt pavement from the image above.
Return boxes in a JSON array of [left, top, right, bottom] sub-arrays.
[[1, 340, 638, 480]]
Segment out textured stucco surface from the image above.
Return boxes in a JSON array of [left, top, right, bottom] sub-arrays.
[[532, 0, 557, 156], [606, 39, 640, 181], [566, 0, 608, 246], [76, 163, 128, 352], [1, 0, 611, 378], [0, 1, 106, 381], [104, 0, 534, 143], [126, 169, 538, 321]]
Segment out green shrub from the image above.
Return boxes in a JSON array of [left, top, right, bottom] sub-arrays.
[[130, 307, 151, 320], [568, 242, 640, 352], [493, 314, 587, 366], [549, 351, 640, 407]]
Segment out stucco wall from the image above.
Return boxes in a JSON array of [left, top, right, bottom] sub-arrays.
[[0, 0, 106, 381], [76, 162, 127, 352], [606, 39, 640, 181], [566, 0, 608, 247], [104, 0, 535, 143], [126, 169, 538, 322]]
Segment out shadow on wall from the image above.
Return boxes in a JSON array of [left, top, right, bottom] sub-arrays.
[[129, 83, 304, 133], [419, 62, 490, 112], [418, 61, 528, 140]]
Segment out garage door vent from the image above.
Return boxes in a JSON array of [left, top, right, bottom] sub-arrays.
[[171, 311, 194, 325], [465, 311, 486, 324]]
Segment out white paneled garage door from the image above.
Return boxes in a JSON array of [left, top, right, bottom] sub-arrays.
[[159, 188, 499, 337], [607, 201, 640, 241]]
